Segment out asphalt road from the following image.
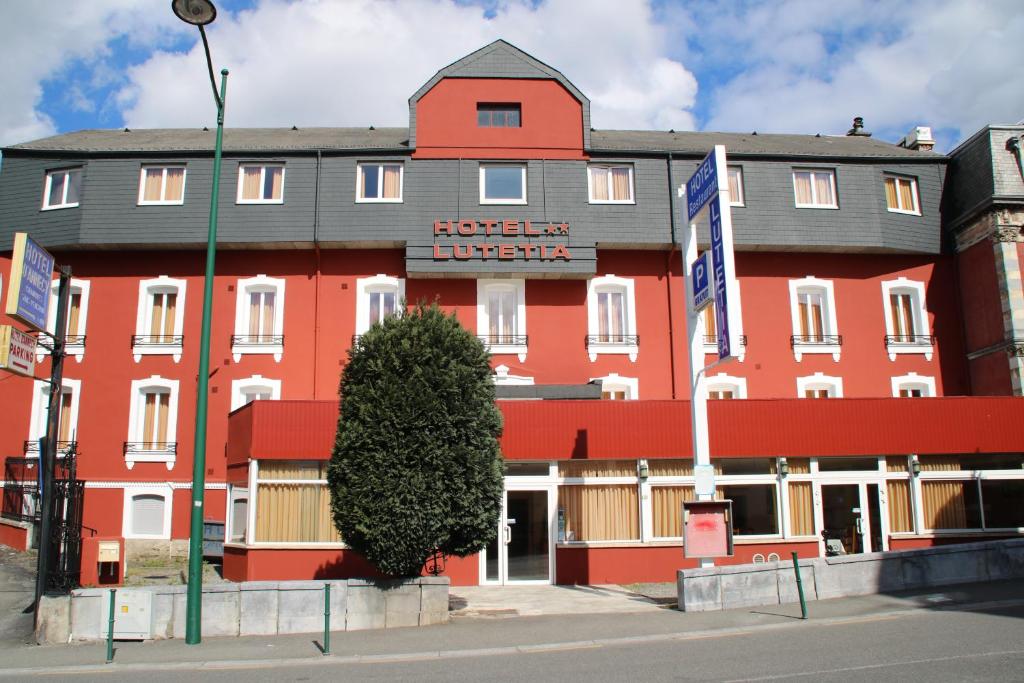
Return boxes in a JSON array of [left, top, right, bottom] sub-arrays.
[[34, 603, 1024, 682]]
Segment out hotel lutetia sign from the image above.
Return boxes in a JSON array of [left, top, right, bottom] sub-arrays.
[[432, 219, 572, 261]]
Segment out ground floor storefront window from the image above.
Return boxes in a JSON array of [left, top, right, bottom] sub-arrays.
[[252, 460, 340, 543]]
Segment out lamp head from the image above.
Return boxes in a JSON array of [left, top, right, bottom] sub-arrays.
[[172, 0, 217, 26]]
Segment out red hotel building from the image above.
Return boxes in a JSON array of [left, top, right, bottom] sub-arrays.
[[2, 41, 1023, 586]]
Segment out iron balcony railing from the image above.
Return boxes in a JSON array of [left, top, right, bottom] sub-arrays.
[[703, 334, 748, 347], [231, 334, 284, 346], [586, 334, 640, 347], [478, 334, 528, 346], [790, 334, 843, 347], [132, 334, 184, 347], [23, 440, 77, 457], [123, 441, 177, 455], [885, 334, 935, 345]]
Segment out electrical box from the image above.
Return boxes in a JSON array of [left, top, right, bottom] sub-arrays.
[[97, 541, 120, 563], [100, 590, 152, 640], [682, 500, 734, 559]]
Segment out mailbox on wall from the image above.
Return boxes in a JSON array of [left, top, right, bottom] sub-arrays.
[[682, 500, 734, 559]]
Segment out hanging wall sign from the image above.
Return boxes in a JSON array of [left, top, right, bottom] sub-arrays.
[[5, 232, 55, 332], [0, 325, 37, 378]]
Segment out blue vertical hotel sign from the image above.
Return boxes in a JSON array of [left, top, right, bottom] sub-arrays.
[[5, 232, 55, 332], [685, 146, 738, 361]]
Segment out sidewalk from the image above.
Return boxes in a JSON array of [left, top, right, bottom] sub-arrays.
[[2, 578, 1022, 676]]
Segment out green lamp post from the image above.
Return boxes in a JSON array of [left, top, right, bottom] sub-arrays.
[[171, 0, 228, 645]]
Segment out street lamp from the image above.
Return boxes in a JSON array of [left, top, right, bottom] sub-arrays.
[[172, 0, 228, 646]]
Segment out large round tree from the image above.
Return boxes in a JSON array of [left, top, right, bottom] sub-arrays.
[[327, 302, 504, 577]]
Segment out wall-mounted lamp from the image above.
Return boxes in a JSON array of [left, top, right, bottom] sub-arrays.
[[779, 458, 790, 477], [910, 454, 921, 476], [638, 459, 649, 480]]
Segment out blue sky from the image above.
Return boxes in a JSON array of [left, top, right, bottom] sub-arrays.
[[3, 0, 1023, 153]]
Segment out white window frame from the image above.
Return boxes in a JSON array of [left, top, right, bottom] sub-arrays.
[[883, 174, 920, 215], [355, 274, 405, 336], [27, 377, 81, 456], [134, 276, 186, 362], [881, 277, 932, 360], [699, 283, 746, 362], [479, 164, 527, 205], [706, 373, 747, 399], [586, 274, 638, 362], [891, 373, 936, 398], [792, 168, 838, 209], [587, 164, 635, 204], [231, 375, 282, 411], [355, 162, 404, 203], [122, 485, 173, 540], [137, 165, 187, 205], [126, 375, 179, 470], [236, 163, 285, 204], [232, 275, 285, 362], [590, 373, 639, 399], [493, 364, 535, 386], [226, 484, 250, 544], [477, 279, 527, 362], [42, 167, 82, 210], [789, 276, 840, 361], [797, 373, 843, 398], [39, 278, 90, 362], [727, 165, 745, 207]]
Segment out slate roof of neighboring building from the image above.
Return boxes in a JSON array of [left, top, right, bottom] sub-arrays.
[[5, 126, 944, 160]]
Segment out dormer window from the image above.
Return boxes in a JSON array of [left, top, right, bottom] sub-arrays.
[[477, 103, 521, 128]]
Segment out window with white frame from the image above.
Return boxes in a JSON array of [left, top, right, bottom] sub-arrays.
[[228, 485, 249, 543], [884, 174, 920, 214], [42, 168, 82, 210], [126, 376, 179, 469], [891, 373, 935, 397], [237, 164, 284, 203], [252, 461, 341, 543], [706, 373, 746, 400], [586, 275, 638, 361], [39, 278, 90, 362], [916, 454, 1024, 532], [797, 373, 843, 398], [477, 279, 527, 361], [355, 274, 404, 336], [588, 165, 634, 203], [699, 288, 746, 361], [792, 168, 837, 208], [356, 162, 403, 202], [559, 460, 640, 542], [479, 164, 526, 204], [138, 166, 186, 205], [134, 277, 186, 362], [27, 378, 81, 456], [123, 487, 172, 539], [789, 276, 840, 361], [477, 103, 521, 127], [231, 375, 282, 410], [727, 166, 744, 206], [591, 373, 638, 400], [881, 277, 932, 360], [232, 275, 285, 361]]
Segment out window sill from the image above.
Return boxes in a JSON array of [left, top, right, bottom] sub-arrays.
[[588, 199, 636, 205], [794, 204, 839, 210], [138, 200, 185, 206], [587, 343, 638, 363], [886, 342, 933, 361], [41, 203, 79, 211], [231, 343, 283, 363], [225, 542, 349, 550], [886, 208, 921, 216], [704, 343, 746, 362], [124, 451, 176, 471], [37, 342, 85, 362], [792, 343, 840, 362], [236, 199, 284, 205], [479, 199, 528, 205], [133, 345, 183, 363], [484, 343, 527, 363], [355, 198, 403, 204]]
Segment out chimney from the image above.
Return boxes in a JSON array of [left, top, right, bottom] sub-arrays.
[[846, 116, 872, 137], [899, 126, 935, 152]]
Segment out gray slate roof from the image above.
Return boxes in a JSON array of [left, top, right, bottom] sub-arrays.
[[5, 126, 942, 160]]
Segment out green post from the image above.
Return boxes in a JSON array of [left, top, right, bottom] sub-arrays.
[[185, 67, 228, 645], [323, 583, 331, 655], [791, 551, 808, 619], [105, 589, 116, 663]]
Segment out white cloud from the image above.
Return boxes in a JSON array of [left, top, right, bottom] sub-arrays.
[[118, 0, 698, 133]]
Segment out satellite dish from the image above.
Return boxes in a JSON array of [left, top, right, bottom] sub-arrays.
[[171, 0, 217, 26]]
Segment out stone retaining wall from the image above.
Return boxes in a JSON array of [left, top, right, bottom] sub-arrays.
[[36, 577, 449, 644], [677, 538, 1024, 612]]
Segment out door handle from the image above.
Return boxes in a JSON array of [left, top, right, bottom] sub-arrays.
[[504, 525, 512, 545]]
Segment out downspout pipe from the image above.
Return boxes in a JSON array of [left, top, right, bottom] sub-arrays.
[[313, 150, 322, 399]]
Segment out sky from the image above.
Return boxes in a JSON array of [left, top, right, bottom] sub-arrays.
[[1, 0, 1022, 154]]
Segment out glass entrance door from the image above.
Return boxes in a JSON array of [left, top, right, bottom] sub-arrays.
[[821, 483, 886, 555], [481, 487, 553, 584]]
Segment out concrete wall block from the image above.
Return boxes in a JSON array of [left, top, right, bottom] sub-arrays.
[[677, 571, 722, 612], [150, 590, 175, 639], [239, 587, 279, 636], [35, 595, 71, 645], [277, 587, 325, 635], [990, 541, 1024, 581], [346, 584, 386, 631], [70, 592, 103, 641], [419, 610, 448, 626], [777, 562, 817, 605], [201, 589, 240, 638], [420, 583, 449, 614], [384, 584, 422, 629], [329, 583, 348, 632], [720, 569, 780, 610], [817, 556, 903, 599]]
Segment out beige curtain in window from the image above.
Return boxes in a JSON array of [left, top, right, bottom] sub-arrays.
[[66, 293, 81, 341], [242, 167, 262, 199], [728, 168, 741, 201], [58, 392, 73, 442], [814, 172, 833, 205], [898, 179, 915, 210], [591, 167, 609, 201], [559, 485, 638, 541], [647, 459, 694, 477], [597, 292, 609, 340], [611, 167, 630, 200], [787, 458, 811, 474], [794, 172, 813, 204], [652, 486, 694, 537], [248, 292, 261, 338], [919, 455, 962, 472], [890, 294, 914, 337], [886, 456, 909, 473], [258, 461, 327, 480], [799, 295, 824, 338], [704, 303, 716, 338], [382, 165, 400, 199], [887, 480, 913, 532], [268, 167, 284, 199], [884, 176, 898, 209], [143, 169, 164, 201], [255, 483, 340, 542], [789, 482, 814, 536], [150, 293, 176, 342], [262, 293, 275, 336], [922, 480, 969, 529], [165, 167, 185, 201], [559, 460, 636, 478], [143, 392, 170, 448]]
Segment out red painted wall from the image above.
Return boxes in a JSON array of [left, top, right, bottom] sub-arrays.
[[0, 519, 31, 551], [414, 78, 585, 159], [956, 239, 1009, 394]]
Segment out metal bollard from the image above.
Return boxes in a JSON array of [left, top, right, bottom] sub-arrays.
[[106, 588, 116, 663], [791, 551, 808, 620], [323, 583, 331, 655]]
